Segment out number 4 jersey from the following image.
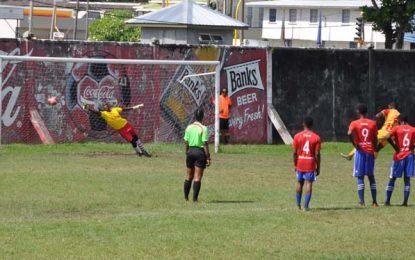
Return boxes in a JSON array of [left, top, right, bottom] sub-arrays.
[[293, 130, 321, 172], [348, 118, 378, 155], [390, 124, 415, 161]]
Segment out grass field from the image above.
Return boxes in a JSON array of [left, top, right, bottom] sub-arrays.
[[1, 142, 415, 259]]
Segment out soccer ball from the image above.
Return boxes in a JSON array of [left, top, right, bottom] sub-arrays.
[[47, 96, 57, 106]]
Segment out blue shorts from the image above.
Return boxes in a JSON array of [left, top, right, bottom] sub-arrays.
[[353, 150, 375, 177], [296, 171, 316, 182], [390, 154, 414, 178]]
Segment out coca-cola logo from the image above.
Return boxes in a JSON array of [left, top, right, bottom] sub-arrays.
[[1, 48, 33, 127], [76, 75, 120, 107], [83, 85, 115, 100]]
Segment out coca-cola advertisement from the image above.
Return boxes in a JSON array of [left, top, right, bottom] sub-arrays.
[[0, 39, 267, 144]]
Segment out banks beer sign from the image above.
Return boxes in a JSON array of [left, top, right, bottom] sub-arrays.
[[177, 65, 207, 106], [223, 59, 264, 97]]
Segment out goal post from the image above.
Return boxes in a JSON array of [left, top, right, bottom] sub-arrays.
[[0, 55, 221, 153]]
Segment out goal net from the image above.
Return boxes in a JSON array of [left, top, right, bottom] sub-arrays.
[[0, 56, 220, 152]]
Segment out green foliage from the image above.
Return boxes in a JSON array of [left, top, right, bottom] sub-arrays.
[[88, 10, 140, 42], [362, 0, 415, 49]]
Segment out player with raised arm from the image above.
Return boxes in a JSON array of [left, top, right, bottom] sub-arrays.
[[348, 104, 378, 208], [384, 114, 415, 206], [183, 109, 211, 202], [84, 103, 151, 157], [293, 116, 321, 211], [342, 102, 399, 160]]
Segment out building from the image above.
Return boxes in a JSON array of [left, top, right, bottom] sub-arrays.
[[0, 0, 145, 40], [245, 0, 412, 49], [126, 0, 248, 45]]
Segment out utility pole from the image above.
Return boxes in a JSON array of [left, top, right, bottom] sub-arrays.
[[239, 0, 244, 45], [49, 0, 57, 40], [28, 0, 34, 38], [85, 0, 89, 39], [73, 0, 80, 40]]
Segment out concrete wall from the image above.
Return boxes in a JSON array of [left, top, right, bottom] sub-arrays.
[[272, 48, 415, 141]]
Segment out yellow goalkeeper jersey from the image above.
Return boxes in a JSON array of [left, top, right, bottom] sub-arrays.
[[381, 108, 400, 131], [100, 107, 128, 130]]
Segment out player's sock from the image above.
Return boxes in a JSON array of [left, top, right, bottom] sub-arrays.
[[136, 137, 151, 157], [184, 180, 192, 201], [131, 136, 143, 155], [304, 193, 312, 209], [368, 176, 377, 204], [296, 192, 302, 208], [403, 177, 411, 206], [385, 178, 395, 205], [357, 177, 365, 204], [193, 181, 201, 201]]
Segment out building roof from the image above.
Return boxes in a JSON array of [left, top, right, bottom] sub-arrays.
[[246, 0, 377, 9], [126, 0, 248, 29]]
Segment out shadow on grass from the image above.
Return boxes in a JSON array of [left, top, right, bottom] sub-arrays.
[[209, 200, 255, 204], [313, 206, 361, 211]]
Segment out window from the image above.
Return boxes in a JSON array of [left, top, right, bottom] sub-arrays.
[[310, 9, 318, 23], [198, 34, 223, 44], [289, 9, 297, 23], [211, 35, 224, 44], [247, 7, 253, 27], [342, 10, 350, 24], [258, 8, 264, 28], [199, 34, 211, 44], [269, 8, 276, 22]]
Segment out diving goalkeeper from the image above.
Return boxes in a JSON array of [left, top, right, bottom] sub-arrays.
[[84, 103, 151, 157]]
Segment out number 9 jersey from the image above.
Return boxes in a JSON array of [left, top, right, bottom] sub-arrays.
[[348, 118, 378, 155], [293, 130, 321, 172]]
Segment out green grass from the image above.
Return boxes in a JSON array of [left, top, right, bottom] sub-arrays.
[[0, 142, 414, 259]]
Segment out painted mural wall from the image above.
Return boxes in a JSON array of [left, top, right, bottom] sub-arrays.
[[0, 39, 268, 144]]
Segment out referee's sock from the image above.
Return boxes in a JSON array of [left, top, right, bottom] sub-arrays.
[[193, 181, 201, 202], [184, 180, 192, 201]]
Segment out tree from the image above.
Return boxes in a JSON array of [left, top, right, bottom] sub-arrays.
[[362, 0, 415, 49], [88, 10, 140, 42]]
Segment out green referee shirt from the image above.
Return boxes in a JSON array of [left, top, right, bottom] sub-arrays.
[[184, 122, 208, 148]]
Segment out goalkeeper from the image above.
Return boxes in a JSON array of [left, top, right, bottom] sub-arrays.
[[84, 103, 151, 157]]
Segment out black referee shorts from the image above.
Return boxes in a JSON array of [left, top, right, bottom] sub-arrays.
[[186, 148, 207, 169], [220, 118, 229, 131]]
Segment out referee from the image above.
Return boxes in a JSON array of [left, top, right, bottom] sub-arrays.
[[183, 109, 211, 202]]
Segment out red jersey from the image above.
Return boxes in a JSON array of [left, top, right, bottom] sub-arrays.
[[348, 118, 378, 155], [390, 124, 415, 161], [293, 130, 321, 172]]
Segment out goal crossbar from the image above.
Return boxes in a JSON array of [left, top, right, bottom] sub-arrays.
[[0, 56, 220, 66], [0, 56, 221, 153]]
